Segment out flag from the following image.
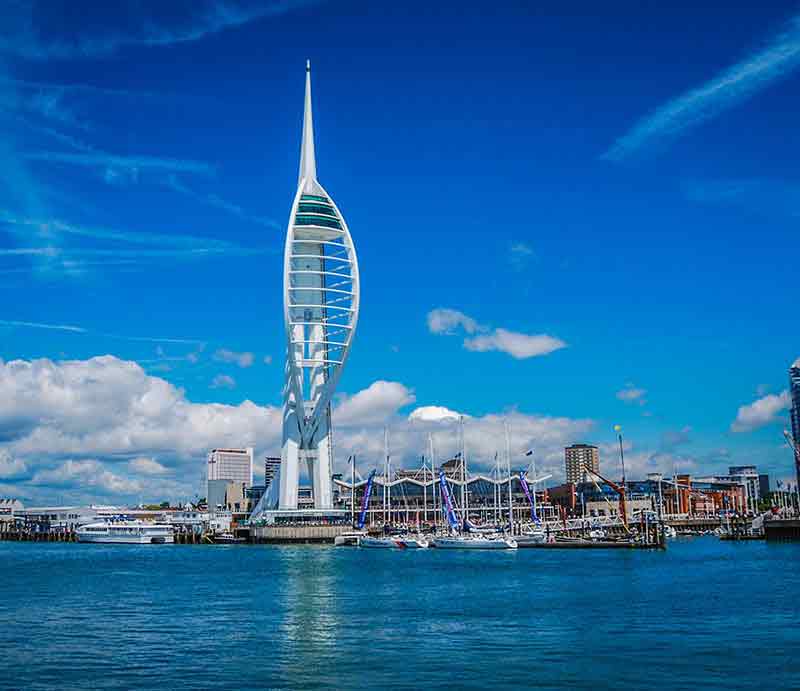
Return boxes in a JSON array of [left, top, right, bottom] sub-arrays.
[[525, 450, 533, 457]]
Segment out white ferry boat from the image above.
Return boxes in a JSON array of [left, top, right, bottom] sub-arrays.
[[76, 520, 174, 544]]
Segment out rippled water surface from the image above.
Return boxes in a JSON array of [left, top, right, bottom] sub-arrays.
[[1, 538, 798, 690]]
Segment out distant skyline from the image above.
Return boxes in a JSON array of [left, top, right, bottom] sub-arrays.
[[1, 0, 799, 504]]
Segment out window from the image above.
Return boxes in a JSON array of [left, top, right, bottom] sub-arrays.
[[295, 215, 342, 230], [301, 194, 329, 203], [298, 203, 337, 217]]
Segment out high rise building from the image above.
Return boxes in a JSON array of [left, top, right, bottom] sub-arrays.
[[728, 465, 760, 503], [279, 62, 360, 511], [264, 457, 281, 491], [565, 444, 599, 484], [790, 363, 800, 489], [207, 448, 254, 487]]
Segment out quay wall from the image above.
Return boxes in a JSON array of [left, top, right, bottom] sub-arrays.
[[251, 525, 348, 544]]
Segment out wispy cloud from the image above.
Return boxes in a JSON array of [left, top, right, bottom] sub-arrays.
[[1, 212, 232, 249], [616, 384, 647, 406], [25, 151, 214, 176], [0, 319, 86, 333], [213, 348, 255, 368], [165, 175, 281, 230], [0, 318, 203, 345], [509, 242, 535, 271], [210, 373, 237, 389], [683, 178, 800, 218], [604, 14, 800, 160], [0, 0, 325, 60]]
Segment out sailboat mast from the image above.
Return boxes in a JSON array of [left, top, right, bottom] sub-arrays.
[[383, 427, 389, 526], [460, 416, 467, 530], [505, 419, 513, 532]]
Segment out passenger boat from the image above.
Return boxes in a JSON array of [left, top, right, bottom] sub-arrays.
[[212, 532, 246, 544], [76, 520, 174, 544]]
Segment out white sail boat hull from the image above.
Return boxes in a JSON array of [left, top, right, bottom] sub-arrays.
[[432, 536, 517, 550]]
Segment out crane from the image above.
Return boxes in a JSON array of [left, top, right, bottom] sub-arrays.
[[584, 467, 629, 532]]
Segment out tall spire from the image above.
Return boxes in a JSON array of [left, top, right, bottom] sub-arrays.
[[299, 59, 317, 184]]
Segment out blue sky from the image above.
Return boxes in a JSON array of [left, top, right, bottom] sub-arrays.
[[1, 0, 799, 503]]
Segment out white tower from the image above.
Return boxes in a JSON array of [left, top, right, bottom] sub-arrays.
[[279, 61, 360, 510]]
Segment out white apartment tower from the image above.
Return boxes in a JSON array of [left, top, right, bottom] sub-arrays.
[[207, 448, 254, 487]]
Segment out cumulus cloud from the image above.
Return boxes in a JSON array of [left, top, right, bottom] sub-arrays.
[[427, 308, 482, 335], [32, 459, 142, 494], [210, 374, 236, 389], [129, 457, 169, 476], [731, 390, 790, 433], [334, 381, 416, 426], [616, 386, 647, 406], [463, 329, 566, 359], [0, 356, 279, 461], [427, 308, 566, 360], [408, 406, 462, 423], [0, 356, 608, 503], [214, 349, 254, 368]]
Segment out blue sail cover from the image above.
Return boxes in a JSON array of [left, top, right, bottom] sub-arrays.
[[438, 470, 461, 531], [519, 472, 541, 525], [357, 470, 376, 529]]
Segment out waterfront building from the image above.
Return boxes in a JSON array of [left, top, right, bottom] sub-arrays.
[[759, 473, 770, 498], [728, 465, 761, 502], [207, 448, 254, 487], [565, 444, 599, 484], [0, 498, 23, 523], [279, 61, 360, 511], [264, 456, 281, 491], [333, 467, 557, 527], [790, 363, 800, 489]]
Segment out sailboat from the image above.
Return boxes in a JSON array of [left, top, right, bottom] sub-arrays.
[[431, 419, 517, 550]]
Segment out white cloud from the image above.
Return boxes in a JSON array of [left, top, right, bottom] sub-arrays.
[[427, 308, 482, 335], [731, 390, 790, 433], [604, 14, 800, 160], [335, 408, 595, 480], [263, 355, 273, 365], [129, 457, 169, 476], [214, 349, 254, 368], [408, 406, 462, 423], [509, 242, 535, 271], [793, 356, 800, 368], [616, 386, 647, 405], [0, 0, 326, 60], [334, 381, 416, 426], [0, 356, 602, 502], [463, 329, 566, 359], [0, 450, 27, 479], [32, 459, 142, 494], [428, 308, 566, 360], [210, 374, 236, 389], [0, 356, 279, 461]]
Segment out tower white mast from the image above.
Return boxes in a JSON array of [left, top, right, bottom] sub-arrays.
[[278, 61, 360, 511]]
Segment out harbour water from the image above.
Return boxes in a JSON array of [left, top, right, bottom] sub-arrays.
[[1, 538, 798, 690]]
